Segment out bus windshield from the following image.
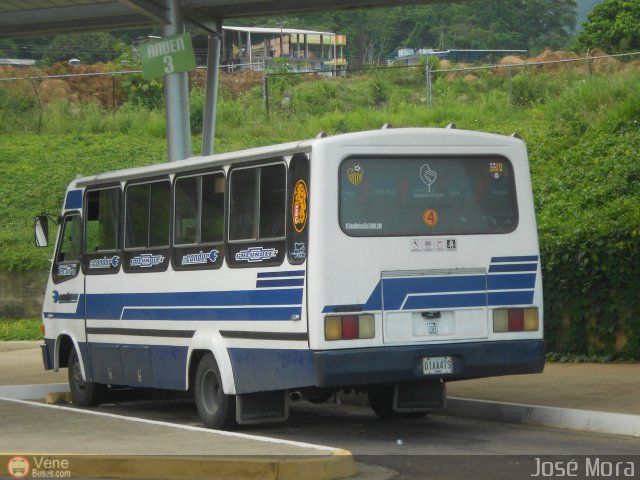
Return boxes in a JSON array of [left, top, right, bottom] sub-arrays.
[[339, 155, 518, 236]]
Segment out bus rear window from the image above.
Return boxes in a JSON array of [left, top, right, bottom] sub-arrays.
[[339, 156, 518, 236]]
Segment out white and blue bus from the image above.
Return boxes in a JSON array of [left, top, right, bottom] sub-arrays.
[[35, 127, 544, 429]]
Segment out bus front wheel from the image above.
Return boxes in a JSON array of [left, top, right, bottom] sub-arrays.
[[194, 353, 237, 429], [68, 348, 106, 407]]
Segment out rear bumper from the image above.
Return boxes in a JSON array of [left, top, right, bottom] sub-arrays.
[[312, 339, 544, 387]]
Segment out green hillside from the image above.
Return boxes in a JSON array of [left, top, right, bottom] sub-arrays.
[[1, 62, 639, 358]]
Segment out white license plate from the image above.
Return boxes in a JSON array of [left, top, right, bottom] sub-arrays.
[[422, 356, 453, 375]]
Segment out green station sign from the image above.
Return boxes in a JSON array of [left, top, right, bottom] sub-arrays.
[[141, 33, 196, 80]]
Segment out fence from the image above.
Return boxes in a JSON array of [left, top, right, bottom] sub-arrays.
[[261, 51, 640, 113], [1, 50, 639, 129]]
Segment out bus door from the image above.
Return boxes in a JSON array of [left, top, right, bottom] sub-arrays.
[[48, 210, 88, 363]]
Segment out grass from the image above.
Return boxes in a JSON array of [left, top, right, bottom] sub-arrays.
[[0, 318, 42, 341], [1, 63, 639, 356]]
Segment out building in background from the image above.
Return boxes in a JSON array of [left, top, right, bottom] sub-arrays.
[[389, 48, 527, 66], [0, 58, 36, 67], [222, 26, 346, 72]]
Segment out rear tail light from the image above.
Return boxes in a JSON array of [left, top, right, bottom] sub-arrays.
[[325, 314, 375, 341], [493, 308, 539, 332], [41, 323, 46, 337]]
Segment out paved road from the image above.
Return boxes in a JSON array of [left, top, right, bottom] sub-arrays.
[[84, 392, 639, 479]]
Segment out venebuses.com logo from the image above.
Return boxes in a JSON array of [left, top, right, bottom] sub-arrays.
[[6, 456, 71, 478]]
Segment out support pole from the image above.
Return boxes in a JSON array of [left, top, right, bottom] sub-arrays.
[[508, 65, 513, 107], [163, 0, 192, 162], [202, 33, 221, 156], [425, 63, 432, 108]]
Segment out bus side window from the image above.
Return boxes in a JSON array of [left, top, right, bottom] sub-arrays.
[[173, 171, 225, 270], [84, 187, 121, 274], [124, 179, 171, 273], [53, 213, 81, 283], [227, 161, 286, 268]]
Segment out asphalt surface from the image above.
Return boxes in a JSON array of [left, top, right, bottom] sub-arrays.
[[1, 341, 639, 480]]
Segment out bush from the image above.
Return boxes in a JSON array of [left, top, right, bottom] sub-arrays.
[[0, 318, 41, 340]]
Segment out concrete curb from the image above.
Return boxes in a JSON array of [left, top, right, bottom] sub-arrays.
[[0, 392, 357, 480], [443, 397, 640, 438], [0, 453, 357, 480]]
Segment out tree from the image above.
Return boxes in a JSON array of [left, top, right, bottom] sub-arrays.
[[42, 32, 119, 65], [0, 40, 18, 57], [577, 0, 640, 53]]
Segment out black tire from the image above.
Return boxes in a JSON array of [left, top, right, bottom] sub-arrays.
[[368, 384, 398, 419], [68, 348, 106, 407], [194, 353, 237, 429]]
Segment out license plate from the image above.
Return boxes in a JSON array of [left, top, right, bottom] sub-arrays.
[[422, 356, 453, 375]]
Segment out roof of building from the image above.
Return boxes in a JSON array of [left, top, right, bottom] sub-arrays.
[[0, 58, 37, 66]]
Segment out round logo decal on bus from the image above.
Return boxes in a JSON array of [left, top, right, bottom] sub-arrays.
[[422, 209, 439, 227], [347, 165, 363, 186], [292, 179, 308, 233]]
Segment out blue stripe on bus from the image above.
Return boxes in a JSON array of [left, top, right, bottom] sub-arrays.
[[488, 290, 535, 306], [64, 189, 83, 210], [257, 270, 305, 278], [121, 306, 302, 321], [323, 268, 538, 313], [489, 263, 538, 273], [491, 255, 539, 263], [487, 273, 536, 290], [256, 278, 305, 288], [403, 293, 487, 310], [382, 275, 486, 311], [85, 288, 303, 320]]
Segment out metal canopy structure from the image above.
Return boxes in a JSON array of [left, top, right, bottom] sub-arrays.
[[0, 0, 441, 39], [0, 0, 447, 161]]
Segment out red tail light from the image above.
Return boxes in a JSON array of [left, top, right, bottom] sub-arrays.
[[493, 308, 539, 332], [341, 316, 359, 339], [508, 309, 524, 331], [325, 314, 375, 341]]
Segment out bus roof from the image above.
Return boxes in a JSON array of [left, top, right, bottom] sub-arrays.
[[73, 128, 523, 188]]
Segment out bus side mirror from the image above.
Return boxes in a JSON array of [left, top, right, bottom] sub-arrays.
[[34, 215, 49, 247]]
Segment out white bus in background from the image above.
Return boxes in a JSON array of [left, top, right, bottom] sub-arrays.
[[35, 127, 544, 429]]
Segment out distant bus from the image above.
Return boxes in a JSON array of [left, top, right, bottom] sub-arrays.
[[35, 127, 544, 429]]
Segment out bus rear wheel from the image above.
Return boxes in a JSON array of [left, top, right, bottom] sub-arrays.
[[194, 353, 237, 429], [68, 348, 106, 407]]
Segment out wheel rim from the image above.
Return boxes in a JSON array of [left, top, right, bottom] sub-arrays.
[[201, 369, 221, 416]]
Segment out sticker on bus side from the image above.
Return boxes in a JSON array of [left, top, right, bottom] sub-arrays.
[[235, 247, 278, 263], [89, 255, 120, 269], [292, 179, 308, 233]]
